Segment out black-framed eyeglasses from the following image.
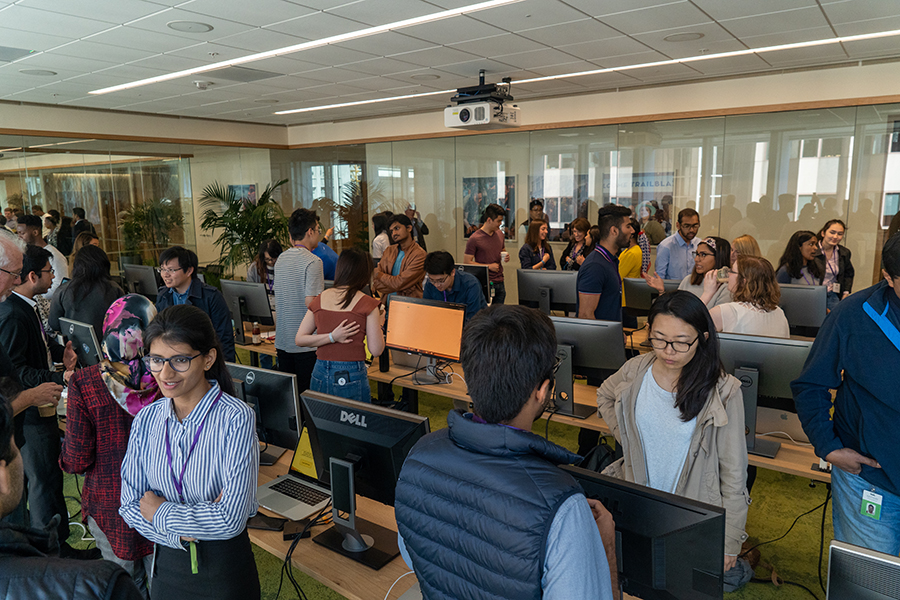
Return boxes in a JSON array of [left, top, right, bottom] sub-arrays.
[[0, 267, 22, 279], [647, 337, 699, 353], [428, 274, 452, 287], [692, 251, 715, 259], [155, 266, 183, 275], [142, 354, 202, 373], [681, 223, 701, 230], [39, 268, 54, 276]]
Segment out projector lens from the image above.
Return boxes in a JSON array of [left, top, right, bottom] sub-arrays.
[[459, 108, 470, 123]]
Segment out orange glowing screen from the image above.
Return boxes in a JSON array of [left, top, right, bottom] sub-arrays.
[[385, 298, 465, 361]]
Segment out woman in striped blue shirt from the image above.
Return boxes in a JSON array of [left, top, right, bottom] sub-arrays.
[[119, 305, 260, 600]]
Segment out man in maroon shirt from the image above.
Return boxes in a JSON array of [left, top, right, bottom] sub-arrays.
[[464, 204, 510, 304]]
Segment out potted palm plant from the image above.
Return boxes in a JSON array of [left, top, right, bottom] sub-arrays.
[[118, 197, 184, 266], [199, 179, 289, 276]]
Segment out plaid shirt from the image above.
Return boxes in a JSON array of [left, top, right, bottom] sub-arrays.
[[59, 365, 156, 561]]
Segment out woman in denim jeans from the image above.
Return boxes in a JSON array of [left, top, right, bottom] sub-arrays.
[[295, 248, 384, 403]]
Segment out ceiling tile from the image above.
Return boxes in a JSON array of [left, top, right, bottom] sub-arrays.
[[489, 47, 596, 70], [753, 44, 848, 68], [446, 33, 546, 58], [212, 29, 311, 53], [7, 53, 115, 75], [835, 37, 900, 60], [690, 0, 818, 21], [555, 70, 644, 89], [265, 11, 367, 39], [285, 45, 380, 67], [335, 32, 439, 56], [633, 37, 748, 61], [127, 8, 257, 40], [389, 45, 481, 68], [0, 5, 117, 38], [833, 16, 900, 37], [180, 0, 314, 27], [558, 0, 678, 19], [44, 41, 158, 64], [596, 1, 712, 36], [820, 0, 900, 24], [517, 18, 622, 46], [556, 36, 658, 62], [0, 26, 72, 52], [630, 21, 740, 56], [339, 57, 433, 77], [739, 26, 838, 49], [17, 0, 167, 23], [622, 61, 701, 82], [523, 60, 606, 78], [325, 0, 439, 27], [401, 14, 507, 45], [468, 0, 593, 32], [86, 27, 200, 54], [719, 7, 833, 39], [685, 53, 772, 75], [129, 54, 211, 73]]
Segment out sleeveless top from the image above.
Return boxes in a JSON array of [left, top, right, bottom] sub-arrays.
[[309, 292, 379, 361]]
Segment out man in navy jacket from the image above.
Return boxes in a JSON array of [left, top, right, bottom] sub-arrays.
[[154, 246, 235, 362], [792, 233, 900, 556]]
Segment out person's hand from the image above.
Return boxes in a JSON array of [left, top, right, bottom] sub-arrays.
[[140, 491, 166, 523], [586, 498, 616, 549], [576, 254, 585, 265], [324, 226, 334, 240], [21, 382, 64, 407], [214, 490, 224, 503], [331, 319, 361, 343], [702, 269, 720, 295], [488, 262, 501, 272], [541, 253, 550, 264], [62, 341, 77, 371], [842, 291, 850, 299], [826, 448, 881, 474], [643, 270, 664, 293], [724, 554, 737, 572], [180, 536, 198, 542], [377, 305, 386, 327]]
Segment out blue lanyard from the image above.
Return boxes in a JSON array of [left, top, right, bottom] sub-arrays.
[[164, 390, 223, 504], [863, 299, 900, 354]]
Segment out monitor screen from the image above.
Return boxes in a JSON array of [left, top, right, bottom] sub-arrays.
[[550, 316, 626, 380], [385, 296, 466, 362], [718, 333, 813, 411], [455, 263, 490, 304], [300, 391, 430, 507], [58, 318, 101, 367], [623, 277, 657, 313], [516, 269, 577, 313], [827, 540, 900, 600], [778, 284, 827, 329], [226, 363, 301, 451], [220, 279, 275, 327], [122, 264, 160, 300], [563, 466, 725, 600]]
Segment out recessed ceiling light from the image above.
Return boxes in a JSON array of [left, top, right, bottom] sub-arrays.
[[254, 99, 280, 104], [411, 74, 441, 80], [19, 69, 56, 76], [167, 21, 214, 33], [664, 32, 704, 42]]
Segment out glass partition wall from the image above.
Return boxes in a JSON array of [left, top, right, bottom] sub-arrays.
[[3, 101, 899, 299]]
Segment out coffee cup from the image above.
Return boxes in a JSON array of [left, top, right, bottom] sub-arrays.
[[500, 251, 509, 262], [38, 403, 56, 418]]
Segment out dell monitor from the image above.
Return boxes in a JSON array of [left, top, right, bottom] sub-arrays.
[[778, 284, 827, 333], [220, 279, 275, 345], [517, 269, 577, 314], [549, 316, 627, 419], [226, 363, 301, 466], [621, 278, 681, 316], [385, 295, 466, 384], [455, 263, 490, 304], [563, 466, 725, 600], [59, 318, 102, 367], [301, 391, 430, 570], [717, 333, 814, 458], [122, 264, 160, 302], [827, 540, 900, 600]]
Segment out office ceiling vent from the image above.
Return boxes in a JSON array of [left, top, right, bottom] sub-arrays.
[[0, 46, 34, 63], [211, 66, 283, 83]]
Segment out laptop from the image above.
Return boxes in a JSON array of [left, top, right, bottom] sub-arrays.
[[256, 434, 331, 521], [756, 408, 810, 444], [59, 318, 102, 367]]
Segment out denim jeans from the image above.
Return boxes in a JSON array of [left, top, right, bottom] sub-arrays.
[[831, 467, 900, 556], [826, 291, 841, 312], [87, 516, 152, 598], [310, 360, 371, 404]]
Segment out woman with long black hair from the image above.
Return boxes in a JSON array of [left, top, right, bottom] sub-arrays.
[[776, 230, 823, 285], [119, 305, 260, 600], [49, 244, 124, 336], [519, 219, 556, 270], [596, 291, 749, 573]]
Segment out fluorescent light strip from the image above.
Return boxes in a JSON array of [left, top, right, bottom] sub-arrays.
[[89, 0, 524, 95], [273, 27, 900, 116]]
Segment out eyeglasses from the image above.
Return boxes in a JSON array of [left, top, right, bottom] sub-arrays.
[[647, 337, 699, 353], [0, 267, 22, 279], [428, 275, 451, 287], [142, 354, 202, 372], [39, 268, 54, 276], [680, 223, 701, 230], [155, 266, 183, 275], [692, 251, 715, 259]]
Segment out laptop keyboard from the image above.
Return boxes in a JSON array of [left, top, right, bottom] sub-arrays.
[[270, 478, 329, 506]]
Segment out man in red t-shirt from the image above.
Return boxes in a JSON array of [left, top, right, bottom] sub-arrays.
[[464, 203, 510, 305]]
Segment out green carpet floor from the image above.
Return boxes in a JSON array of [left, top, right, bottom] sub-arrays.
[[61, 376, 834, 600]]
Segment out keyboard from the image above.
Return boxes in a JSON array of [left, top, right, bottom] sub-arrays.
[[270, 478, 329, 506]]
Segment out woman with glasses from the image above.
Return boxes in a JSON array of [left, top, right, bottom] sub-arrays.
[[596, 291, 749, 575], [295, 248, 384, 403], [645, 236, 732, 309], [708, 256, 789, 338], [120, 305, 260, 600], [776, 230, 823, 286], [49, 244, 124, 337], [60, 295, 159, 596]]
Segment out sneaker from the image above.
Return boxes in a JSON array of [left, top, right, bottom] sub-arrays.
[[59, 542, 101, 560]]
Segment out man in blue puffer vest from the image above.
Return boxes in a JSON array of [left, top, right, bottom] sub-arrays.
[[394, 305, 617, 600]]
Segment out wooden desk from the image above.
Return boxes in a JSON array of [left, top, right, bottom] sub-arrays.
[[235, 325, 277, 367], [368, 362, 831, 483], [252, 452, 416, 600]]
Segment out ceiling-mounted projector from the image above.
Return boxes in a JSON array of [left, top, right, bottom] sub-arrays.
[[444, 70, 521, 130]]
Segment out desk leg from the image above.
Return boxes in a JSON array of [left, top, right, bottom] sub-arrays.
[[400, 387, 419, 414], [250, 351, 259, 368], [377, 381, 394, 404]]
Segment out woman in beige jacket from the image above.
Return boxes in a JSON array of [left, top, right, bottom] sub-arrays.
[[596, 290, 750, 571]]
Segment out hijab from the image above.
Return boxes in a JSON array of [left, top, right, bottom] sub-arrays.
[[99, 294, 160, 416]]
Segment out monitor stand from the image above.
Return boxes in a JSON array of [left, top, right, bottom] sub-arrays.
[[538, 286, 552, 315], [259, 446, 286, 467], [734, 366, 781, 459], [412, 356, 444, 385], [549, 344, 594, 419], [313, 458, 399, 570], [228, 296, 249, 345]]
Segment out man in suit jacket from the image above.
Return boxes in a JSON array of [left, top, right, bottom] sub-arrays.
[[70, 207, 95, 241], [0, 245, 95, 558]]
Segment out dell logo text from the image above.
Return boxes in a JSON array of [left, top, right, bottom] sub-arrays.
[[340, 410, 368, 428]]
